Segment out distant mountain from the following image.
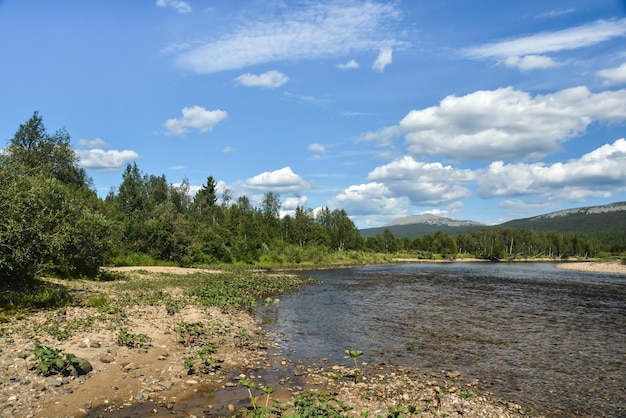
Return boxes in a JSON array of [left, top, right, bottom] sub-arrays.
[[384, 214, 484, 228], [359, 214, 485, 238], [359, 202, 626, 239], [498, 201, 626, 234]]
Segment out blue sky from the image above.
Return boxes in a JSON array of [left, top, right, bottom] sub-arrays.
[[2, 0, 626, 229]]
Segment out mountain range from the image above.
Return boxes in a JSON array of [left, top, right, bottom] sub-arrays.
[[359, 201, 626, 239]]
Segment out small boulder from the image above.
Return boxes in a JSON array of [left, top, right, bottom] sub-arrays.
[[71, 358, 93, 377]]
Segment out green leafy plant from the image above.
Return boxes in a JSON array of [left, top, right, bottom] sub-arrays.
[[240, 378, 259, 411], [174, 321, 206, 346], [291, 390, 353, 417], [262, 386, 275, 409], [344, 349, 363, 383], [183, 356, 196, 375], [387, 404, 421, 417], [32, 344, 82, 376], [459, 391, 473, 399], [117, 328, 151, 349]]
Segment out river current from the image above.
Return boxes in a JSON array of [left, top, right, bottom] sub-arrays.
[[257, 262, 625, 417]]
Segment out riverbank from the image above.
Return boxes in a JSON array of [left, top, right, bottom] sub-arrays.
[[555, 259, 626, 274], [0, 268, 533, 417]]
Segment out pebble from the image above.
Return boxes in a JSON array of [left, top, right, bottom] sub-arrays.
[[100, 354, 115, 363], [46, 378, 63, 387]]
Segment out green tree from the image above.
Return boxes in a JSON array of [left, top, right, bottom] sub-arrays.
[[5, 111, 88, 188], [116, 163, 149, 251], [260, 192, 281, 241], [1, 114, 110, 285], [328, 209, 361, 252], [193, 176, 218, 215], [382, 229, 397, 253], [293, 206, 314, 248]]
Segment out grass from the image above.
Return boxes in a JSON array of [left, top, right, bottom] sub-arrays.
[[110, 271, 305, 312]]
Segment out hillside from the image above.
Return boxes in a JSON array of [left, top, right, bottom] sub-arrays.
[[498, 201, 626, 234], [359, 202, 626, 239]]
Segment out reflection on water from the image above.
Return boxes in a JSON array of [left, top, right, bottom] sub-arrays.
[[257, 263, 626, 417]]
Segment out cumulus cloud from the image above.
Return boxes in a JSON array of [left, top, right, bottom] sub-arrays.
[[163, 105, 228, 136], [246, 166, 310, 193], [156, 0, 191, 14], [331, 182, 410, 217], [337, 59, 360, 71], [361, 86, 626, 162], [597, 63, 626, 86], [78, 138, 106, 149], [477, 138, 626, 200], [367, 156, 475, 206], [372, 47, 392, 72], [174, 2, 406, 73], [76, 149, 139, 172], [235, 70, 289, 88], [504, 54, 560, 70], [283, 196, 308, 210], [334, 137, 626, 225]]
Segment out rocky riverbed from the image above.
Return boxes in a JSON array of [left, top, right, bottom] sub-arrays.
[[0, 268, 538, 417]]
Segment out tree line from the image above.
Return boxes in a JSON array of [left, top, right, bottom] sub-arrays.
[[1, 113, 364, 286], [364, 228, 608, 260], [1, 113, 621, 287]]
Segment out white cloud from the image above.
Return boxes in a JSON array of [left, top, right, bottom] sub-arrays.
[[464, 18, 626, 60], [174, 2, 406, 73], [78, 138, 106, 149], [597, 63, 626, 86], [357, 125, 401, 147], [283, 92, 329, 106], [76, 149, 139, 172], [246, 166, 310, 193], [156, 0, 191, 15], [283, 196, 308, 210], [372, 47, 392, 72], [477, 138, 626, 200], [337, 59, 360, 71], [334, 138, 626, 226], [536, 8, 576, 19], [308, 143, 327, 153], [504, 54, 560, 70], [222, 146, 235, 154], [373, 86, 626, 162], [163, 105, 228, 136], [235, 70, 289, 88], [331, 182, 410, 217], [367, 156, 475, 206]]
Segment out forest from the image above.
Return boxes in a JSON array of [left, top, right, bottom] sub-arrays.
[[1, 113, 622, 288]]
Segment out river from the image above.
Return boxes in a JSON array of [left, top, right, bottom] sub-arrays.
[[256, 262, 626, 417]]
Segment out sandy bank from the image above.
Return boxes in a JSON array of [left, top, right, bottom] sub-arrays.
[[555, 260, 626, 275]]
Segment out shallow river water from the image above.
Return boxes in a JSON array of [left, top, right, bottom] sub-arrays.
[[257, 262, 625, 417]]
